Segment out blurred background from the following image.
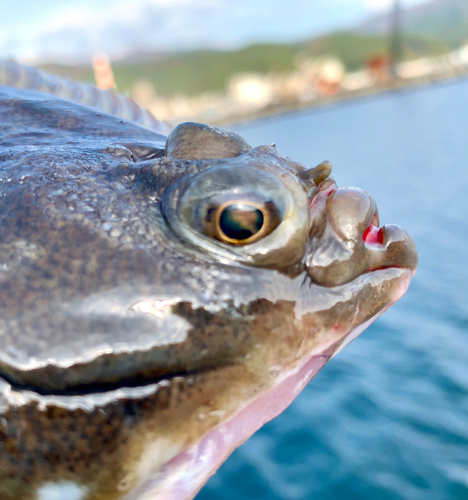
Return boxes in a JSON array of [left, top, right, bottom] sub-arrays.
[[2, 1, 468, 499], [2, 0, 468, 124]]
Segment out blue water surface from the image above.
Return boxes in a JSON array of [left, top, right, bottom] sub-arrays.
[[196, 78, 468, 500]]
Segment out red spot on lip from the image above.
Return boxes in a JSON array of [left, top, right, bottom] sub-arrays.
[[363, 224, 384, 245]]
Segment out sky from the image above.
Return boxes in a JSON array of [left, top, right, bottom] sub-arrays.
[[0, 0, 428, 64]]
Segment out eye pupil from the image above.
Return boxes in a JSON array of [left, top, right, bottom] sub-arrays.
[[219, 204, 264, 241]]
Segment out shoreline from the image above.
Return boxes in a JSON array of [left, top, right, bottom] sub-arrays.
[[215, 64, 468, 127]]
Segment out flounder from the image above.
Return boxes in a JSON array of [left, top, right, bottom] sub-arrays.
[[0, 60, 417, 500]]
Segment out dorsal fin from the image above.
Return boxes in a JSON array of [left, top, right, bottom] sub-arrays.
[[0, 59, 172, 135]]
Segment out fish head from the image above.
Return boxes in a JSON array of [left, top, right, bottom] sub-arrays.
[[160, 120, 417, 365], [0, 100, 417, 500]]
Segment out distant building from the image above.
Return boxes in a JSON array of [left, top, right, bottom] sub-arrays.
[[342, 70, 374, 91], [366, 55, 390, 82], [312, 56, 345, 95], [228, 73, 275, 109]]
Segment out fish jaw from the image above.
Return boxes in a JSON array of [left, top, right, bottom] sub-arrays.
[[121, 267, 414, 500], [122, 353, 330, 500]]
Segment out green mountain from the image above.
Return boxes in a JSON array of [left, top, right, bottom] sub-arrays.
[[40, 31, 449, 98], [41, 43, 300, 97]]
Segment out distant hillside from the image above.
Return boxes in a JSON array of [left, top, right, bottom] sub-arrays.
[[41, 43, 301, 97], [359, 0, 468, 47], [302, 31, 449, 72], [40, 29, 449, 98]]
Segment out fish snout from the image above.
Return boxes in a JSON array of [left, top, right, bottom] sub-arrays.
[[365, 223, 418, 276], [328, 187, 376, 241], [306, 187, 418, 286]]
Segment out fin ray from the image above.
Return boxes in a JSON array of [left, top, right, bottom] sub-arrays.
[[0, 59, 172, 135]]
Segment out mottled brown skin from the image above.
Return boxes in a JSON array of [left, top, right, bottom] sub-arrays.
[[0, 85, 417, 500]]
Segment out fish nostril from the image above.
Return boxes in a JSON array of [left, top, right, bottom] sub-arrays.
[[309, 180, 336, 209]]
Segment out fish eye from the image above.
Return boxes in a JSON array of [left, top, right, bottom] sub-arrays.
[[209, 200, 280, 245], [163, 163, 310, 268]]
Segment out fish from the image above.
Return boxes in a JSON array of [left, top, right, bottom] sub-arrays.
[[0, 60, 417, 500]]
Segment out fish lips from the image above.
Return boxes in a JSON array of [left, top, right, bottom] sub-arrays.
[[306, 180, 418, 287]]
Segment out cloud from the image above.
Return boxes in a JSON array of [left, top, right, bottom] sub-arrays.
[[4, 0, 232, 62]]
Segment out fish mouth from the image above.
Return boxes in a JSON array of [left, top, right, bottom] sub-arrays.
[[0, 362, 215, 398], [0, 301, 243, 398], [0, 294, 253, 396], [306, 179, 418, 286]]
